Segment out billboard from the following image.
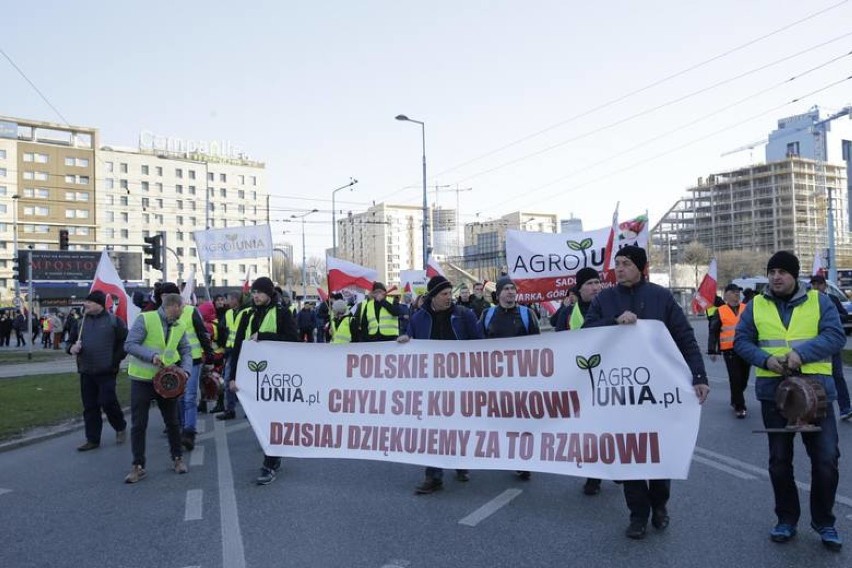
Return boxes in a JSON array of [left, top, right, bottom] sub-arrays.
[[16, 251, 142, 283]]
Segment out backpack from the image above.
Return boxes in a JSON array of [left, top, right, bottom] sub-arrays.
[[484, 305, 530, 334]]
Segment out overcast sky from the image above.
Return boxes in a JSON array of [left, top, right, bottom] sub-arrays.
[[3, 0, 852, 259]]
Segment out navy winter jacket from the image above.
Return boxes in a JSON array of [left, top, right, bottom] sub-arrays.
[[406, 304, 483, 341]]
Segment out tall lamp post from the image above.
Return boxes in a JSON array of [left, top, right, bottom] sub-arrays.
[[331, 178, 358, 258], [395, 114, 429, 269], [291, 209, 318, 299]]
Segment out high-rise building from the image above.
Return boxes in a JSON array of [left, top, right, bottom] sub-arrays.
[[0, 116, 270, 302], [560, 214, 583, 233]]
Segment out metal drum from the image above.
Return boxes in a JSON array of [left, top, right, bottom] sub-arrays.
[[775, 376, 827, 432], [153, 365, 188, 399]]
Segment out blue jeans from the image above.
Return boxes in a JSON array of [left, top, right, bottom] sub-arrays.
[[180, 362, 202, 433], [761, 400, 840, 527], [224, 357, 238, 412], [832, 353, 851, 412]]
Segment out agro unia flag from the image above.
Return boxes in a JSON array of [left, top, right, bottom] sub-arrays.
[[90, 250, 139, 326], [399, 270, 428, 297], [193, 224, 273, 262], [327, 256, 378, 292], [506, 212, 649, 303]]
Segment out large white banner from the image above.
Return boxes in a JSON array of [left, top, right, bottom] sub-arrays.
[[193, 224, 273, 262], [506, 215, 648, 303], [236, 320, 700, 480]]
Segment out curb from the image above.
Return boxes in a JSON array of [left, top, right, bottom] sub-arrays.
[[0, 418, 85, 454]]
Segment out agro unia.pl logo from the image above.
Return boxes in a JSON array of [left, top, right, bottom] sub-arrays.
[[248, 360, 305, 402], [575, 353, 684, 409]]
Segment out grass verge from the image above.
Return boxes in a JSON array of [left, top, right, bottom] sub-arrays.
[[0, 350, 70, 364], [0, 371, 130, 442]]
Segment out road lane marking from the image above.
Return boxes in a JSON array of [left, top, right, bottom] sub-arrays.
[[458, 489, 523, 527], [0, 488, 11, 497], [197, 421, 250, 443], [184, 489, 203, 521], [379, 560, 411, 568], [692, 455, 757, 480], [215, 417, 247, 568], [196, 420, 206, 434], [190, 445, 205, 467]]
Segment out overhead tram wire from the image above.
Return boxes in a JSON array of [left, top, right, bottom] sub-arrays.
[[448, 33, 852, 186], [428, 0, 852, 179], [371, 8, 852, 206], [476, 74, 852, 216]]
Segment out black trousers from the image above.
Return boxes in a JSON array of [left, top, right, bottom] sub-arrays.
[[129, 380, 182, 467], [80, 372, 126, 444], [623, 479, 670, 523], [723, 350, 750, 411]]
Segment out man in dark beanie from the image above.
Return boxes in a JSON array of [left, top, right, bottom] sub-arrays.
[[400, 275, 482, 494], [555, 267, 601, 332], [228, 275, 298, 485], [735, 250, 844, 550], [352, 281, 400, 342], [584, 245, 709, 539], [67, 289, 128, 451]]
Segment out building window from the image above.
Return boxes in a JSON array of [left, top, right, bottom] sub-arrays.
[[238, 175, 245, 185], [120, 179, 128, 190], [120, 212, 128, 222], [251, 176, 257, 186], [156, 182, 163, 193], [120, 163, 128, 173], [156, 166, 163, 176], [189, 170, 196, 180], [106, 211, 114, 222], [177, 200, 184, 210], [156, 198, 163, 208], [176, 184, 183, 194], [189, 201, 196, 211], [78, 175, 89, 185], [35, 172, 48, 181], [238, 190, 245, 199], [141, 164, 149, 175], [120, 196, 128, 206], [65, 157, 88, 167], [106, 161, 114, 172], [176, 215, 184, 225], [207, 172, 214, 182], [176, 168, 183, 178], [120, 229, 129, 238], [786, 142, 800, 157], [188, 185, 196, 195], [141, 198, 150, 209], [65, 174, 75, 183], [0, 149, 7, 159], [220, 173, 227, 182], [141, 181, 149, 192], [105, 178, 114, 189], [220, 188, 227, 198], [103, 228, 114, 238]]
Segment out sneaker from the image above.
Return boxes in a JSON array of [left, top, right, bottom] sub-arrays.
[[651, 507, 670, 530], [415, 477, 443, 494], [173, 456, 188, 474], [839, 408, 852, 421], [735, 409, 747, 419], [811, 523, 842, 551], [583, 479, 601, 496], [516, 470, 531, 481], [455, 470, 470, 482], [181, 431, 196, 451], [769, 523, 797, 543], [115, 430, 127, 444], [625, 520, 647, 540], [124, 465, 146, 484], [76, 441, 99, 452], [216, 410, 236, 421], [256, 467, 277, 485], [210, 403, 225, 414]]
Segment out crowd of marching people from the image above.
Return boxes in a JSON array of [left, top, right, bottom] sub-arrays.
[[62, 246, 848, 549]]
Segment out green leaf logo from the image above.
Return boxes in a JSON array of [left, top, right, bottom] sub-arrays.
[[567, 240, 583, 251], [576, 353, 602, 405], [579, 238, 593, 250], [248, 360, 259, 372], [576, 355, 590, 369], [256, 361, 268, 372]]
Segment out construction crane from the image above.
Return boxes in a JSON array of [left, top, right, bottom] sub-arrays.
[[812, 105, 852, 282], [720, 138, 768, 161]]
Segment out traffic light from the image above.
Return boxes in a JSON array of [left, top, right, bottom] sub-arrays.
[[59, 229, 69, 250], [143, 234, 163, 271], [12, 253, 19, 281]]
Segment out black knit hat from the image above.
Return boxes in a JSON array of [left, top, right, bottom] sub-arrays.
[[767, 251, 799, 279], [85, 290, 107, 308], [575, 267, 600, 289], [426, 275, 452, 297], [495, 276, 515, 295], [614, 245, 647, 272], [371, 281, 387, 292], [160, 282, 180, 295], [251, 276, 276, 297]]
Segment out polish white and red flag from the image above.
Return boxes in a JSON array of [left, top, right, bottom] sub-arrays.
[[326, 256, 378, 292], [90, 250, 139, 326], [811, 249, 827, 277], [691, 258, 718, 315], [604, 202, 620, 270], [242, 266, 254, 293], [426, 255, 445, 278]]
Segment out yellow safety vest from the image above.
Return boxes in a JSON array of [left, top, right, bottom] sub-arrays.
[[718, 304, 743, 351], [178, 305, 202, 359], [128, 312, 186, 380], [362, 300, 399, 338], [753, 290, 832, 377], [706, 306, 718, 318], [569, 305, 584, 330], [331, 316, 353, 344], [243, 306, 278, 340], [226, 307, 248, 349]]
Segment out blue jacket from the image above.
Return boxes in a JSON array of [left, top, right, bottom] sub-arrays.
[[734, 284, 844, 401], [584, 279, 707, 385], [406, 304, 483, 341]]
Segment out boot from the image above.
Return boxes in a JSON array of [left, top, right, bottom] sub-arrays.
[[181, 430, 196, 451]]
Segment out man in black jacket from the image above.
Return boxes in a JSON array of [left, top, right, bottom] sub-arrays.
[[67, 290, 128, 451], [228, 277, 299, 485], [584, 245, 710, 540]]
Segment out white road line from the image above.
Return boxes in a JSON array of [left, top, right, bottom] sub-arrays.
[[197, 421, 250, 443], [196, 420, 206, 434], [0, 488, 11, 497], [215, 417, 247, 568], [379, 560, 411, 568], [190, 445, 205, 467], [184, 489, 203, 521], [692, 455, 757, 480], [458, 489, 523, 527]]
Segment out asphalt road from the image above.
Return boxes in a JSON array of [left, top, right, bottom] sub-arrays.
[[1, 319, 850, 567]]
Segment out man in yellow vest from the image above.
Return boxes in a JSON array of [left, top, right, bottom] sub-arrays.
[[734, 251, 844, 551], [352, 282, 400, 342], [227, 276, 298, 485], [329, 300, 353, 344], [123, 292, 192, 484], [708, 283, 750, 418], [176, 297, 214, 451], [216, 292, 248, 420]]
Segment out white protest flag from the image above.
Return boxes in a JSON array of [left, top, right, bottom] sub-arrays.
[[181, 267, 196, 304], [193, 224, 273, 262], [327, 256, 378, 292], [426, 255, 445, 278], [90, 250, 139, 326], [812, 249, 823, 277], [236, 320, 700, 480], [605, 202, 620, 270]]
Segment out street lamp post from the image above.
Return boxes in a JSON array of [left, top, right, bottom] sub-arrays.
[[331, 178, 358, 258], [291, 209, 318, 299], [395, 114, 429, 269], [11, 194, 20, 302]]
